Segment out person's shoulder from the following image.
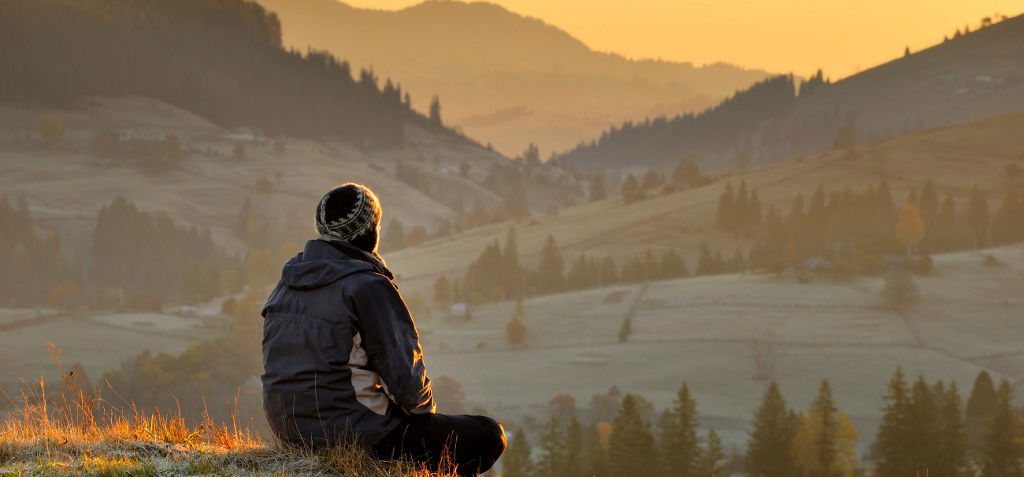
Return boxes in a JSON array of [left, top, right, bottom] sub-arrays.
[[343, 268, 395, 292]]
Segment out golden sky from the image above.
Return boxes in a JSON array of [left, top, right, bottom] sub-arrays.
[[342, 0, 1021, 78]]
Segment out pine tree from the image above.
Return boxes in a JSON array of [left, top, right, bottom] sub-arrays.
[[697, 429, 725, 477], [658, 383, 700, 476], [747, 382, 798, 477], [599, 255, 618, 286], [539, 416, 567, 476], [717, 183, 736, 232], [966, 371, 998, 451], [873, 368, 914, 477], [429, 95, 442, 126], [813, 380, 839, 475], [503, 227, 522, 297], [536, 235, 565, 294], [609, 394, 658, 476], [503, 427, 534, 477], [982, 379, 1023, 477], [967, 186, 990, 248], [920, 180, 939, 221], [935, 382, 967, 477], [564, 417, 586, 477], [934, 194, 959, 252], [991, 191, 1024, 245], [906, 376, 939, 474]]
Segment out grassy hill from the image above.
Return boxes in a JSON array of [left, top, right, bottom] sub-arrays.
[[0, 95, 519, 260], [555, 14, 1024, 172], [0, 396, 444, 476], [389, 110, 1024, 296], [256, 0, 771, 156], [417, 241, 1024, 451]]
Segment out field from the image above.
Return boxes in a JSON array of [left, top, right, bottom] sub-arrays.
[[0, 309, 225, 402], [419, 243, 1024, 450]]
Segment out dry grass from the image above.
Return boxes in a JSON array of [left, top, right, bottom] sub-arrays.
[[0, 377, 453, 476]]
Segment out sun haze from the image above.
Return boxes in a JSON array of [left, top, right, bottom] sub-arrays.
[[341, 0, 1021, 78]]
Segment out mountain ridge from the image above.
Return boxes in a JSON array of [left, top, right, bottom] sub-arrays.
[[256, 0, 772, 156], [554, 14, 1024, 172]]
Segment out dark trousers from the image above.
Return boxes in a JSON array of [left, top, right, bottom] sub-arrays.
[[371, 413, 506, 477]]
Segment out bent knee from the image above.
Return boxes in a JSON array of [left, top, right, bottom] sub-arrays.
[[475, 416, 506, 459]]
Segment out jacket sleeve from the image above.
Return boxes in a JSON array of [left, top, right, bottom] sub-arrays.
[[349, 273, 436, 415]]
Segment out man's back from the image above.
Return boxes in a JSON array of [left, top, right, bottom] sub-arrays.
[[261, 239, 431, 448]]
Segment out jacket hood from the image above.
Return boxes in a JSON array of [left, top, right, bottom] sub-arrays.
[[279, 240, 388, 290]]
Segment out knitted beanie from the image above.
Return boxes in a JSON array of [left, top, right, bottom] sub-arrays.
[[315, 183, 383, 252]]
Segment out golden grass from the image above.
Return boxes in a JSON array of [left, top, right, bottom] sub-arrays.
[[0, 377, 454, 476]]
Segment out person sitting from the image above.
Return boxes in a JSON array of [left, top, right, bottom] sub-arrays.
[[261, 183, 505, 476]]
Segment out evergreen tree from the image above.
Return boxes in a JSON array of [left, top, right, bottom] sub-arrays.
[[812, 380, 839, 475], [746, 382, 798, 477], [658, 382, 700, 476], [659, 249, 688, 279], [966, 371, 998, 451], [609, 394, 658, 476], [599, 255, 618, 286], [503, 427, 534, 477], [873, 367, 914, 477], [503, 227, 523, 297], [967, 186, 990, 248], [696, 429, 725, 477], [429, 95, 443, 126], [564, 417, 586, 477], [906, 376, 939, 474], [717, 183, 736, 232], [935, 382, 968, 477], [982, 380, 1023, 477], [919, 179, 939, 221], [536, 235, 565, 293], [992, 191, 1024, 245], [539, 416, 567, 476]]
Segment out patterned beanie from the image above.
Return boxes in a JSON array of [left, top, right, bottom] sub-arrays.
[[315, 183, 382, 247]]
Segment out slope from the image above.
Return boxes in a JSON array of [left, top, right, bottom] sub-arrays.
[[389, 110, 1024, 296], [555, 15, 1024, 172], [256, 0, 771, 156]]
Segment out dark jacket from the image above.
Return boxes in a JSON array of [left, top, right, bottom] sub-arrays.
[[261, 239, 435, 448]]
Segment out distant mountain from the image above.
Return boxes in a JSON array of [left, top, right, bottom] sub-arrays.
[[255, 0, 772, 156], [554, 15, 1024, 172]]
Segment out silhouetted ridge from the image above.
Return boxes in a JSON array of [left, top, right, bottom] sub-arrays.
[[0, 0, 453, 149], [554, 14, 1024, 171], [555, 75, 798, 169]]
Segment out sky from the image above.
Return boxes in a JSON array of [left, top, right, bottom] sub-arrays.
[[340, 0, 1022, 78]]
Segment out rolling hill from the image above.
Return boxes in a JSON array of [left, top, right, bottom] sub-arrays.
[[255, 0, 771, 156], [555, 14, 1024, 173], [389, 110, 1024, 297]]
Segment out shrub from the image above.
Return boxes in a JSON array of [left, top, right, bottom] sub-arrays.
[[506, 315, 527, 346], [880, 270, 920, 310]]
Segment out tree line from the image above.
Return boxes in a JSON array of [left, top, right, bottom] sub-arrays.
[[439, 230, 690, 306], [502, 369, 1022, 477], [740, 180, 1024, 274], [0, 196, 66, 306], [0, 0, 451, 149]]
